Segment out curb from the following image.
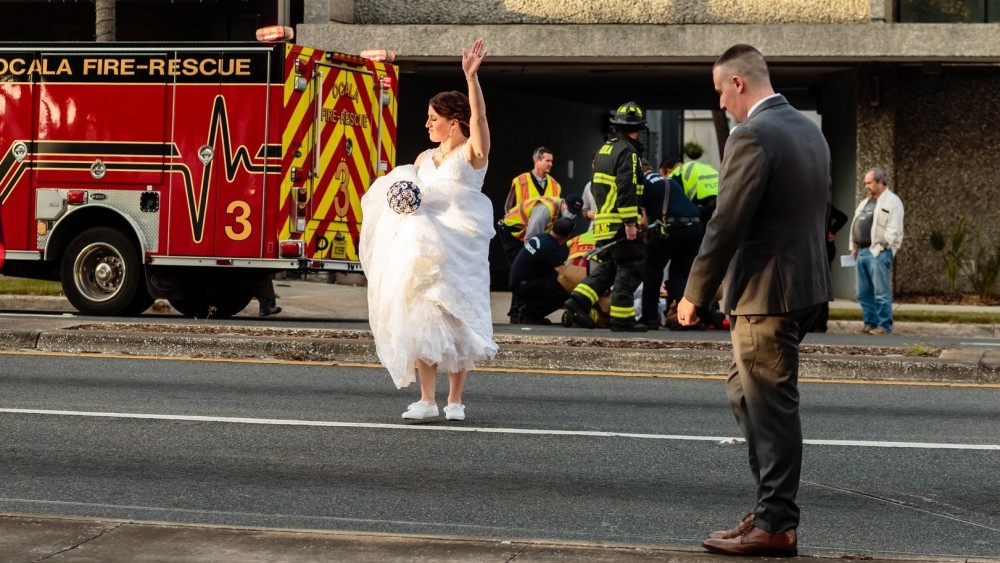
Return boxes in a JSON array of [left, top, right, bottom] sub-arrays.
[[4, 326, 998, 384], [6, 512, 971, 563]]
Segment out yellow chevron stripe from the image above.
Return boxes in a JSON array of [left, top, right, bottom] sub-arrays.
[[312, 69, 376, 222], [281, 44, 315, 241], [277, 45, 399, 251], [374, 61, 398, 174]]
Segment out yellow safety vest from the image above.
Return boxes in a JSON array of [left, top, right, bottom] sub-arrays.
[[566, 231, 597, 263], [670, 161, 719, 201], [510, 172, 562, 209], [502, 196, 560, 240]]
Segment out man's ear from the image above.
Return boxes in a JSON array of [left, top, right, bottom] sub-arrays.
[[732, 75, 745, 93]]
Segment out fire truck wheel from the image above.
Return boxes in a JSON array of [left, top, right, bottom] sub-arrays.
[[122, 292, 156, 317], [168, 286, 253, 319], [60, 227, 146, 316]]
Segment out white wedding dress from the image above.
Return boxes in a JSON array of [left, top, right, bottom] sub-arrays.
[[360, 148, 498, 388]]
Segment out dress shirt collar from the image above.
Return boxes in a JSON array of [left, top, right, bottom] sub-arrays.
[[747, 93, 782, 120]]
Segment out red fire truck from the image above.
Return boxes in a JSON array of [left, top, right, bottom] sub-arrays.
[[0, 29, 398, 317]]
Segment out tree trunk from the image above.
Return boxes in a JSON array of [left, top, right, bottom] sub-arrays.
[[95, 0, 115, 42], [711, 109, 730, 158]]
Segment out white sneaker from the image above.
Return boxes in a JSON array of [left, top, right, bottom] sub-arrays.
[[402, 400, 438, 420], [444, 403, 465, 421]]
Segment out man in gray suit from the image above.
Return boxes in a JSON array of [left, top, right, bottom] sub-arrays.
[[677, 44, 832, 556]]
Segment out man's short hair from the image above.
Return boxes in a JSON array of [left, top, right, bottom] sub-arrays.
[[867, 167, 889, 186], [533, 146, 553, 161], [551, 217, 575, 238], [660, 156, 683, 171], [714, 43, 770, 85]]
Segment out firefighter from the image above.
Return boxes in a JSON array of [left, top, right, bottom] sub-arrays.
[[252, 274, 282, 316], [563, 102, 648, 332], [501, 194, 583, 323], [499, 194, 583, 265], [504, 146, 563, 211], [660, 157, 719, 225], [509, 217, 576, 325]]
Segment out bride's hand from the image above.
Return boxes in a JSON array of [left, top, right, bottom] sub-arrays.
[[462, 39, 487, 79]]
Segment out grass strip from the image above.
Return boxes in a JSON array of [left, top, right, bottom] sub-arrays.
[[0, 278, 63, 296]]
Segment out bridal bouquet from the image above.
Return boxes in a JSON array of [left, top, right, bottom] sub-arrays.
[[387, 180, 422, 214]]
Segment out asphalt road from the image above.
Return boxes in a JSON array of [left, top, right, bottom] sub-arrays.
[[0, 352, 997, 559]]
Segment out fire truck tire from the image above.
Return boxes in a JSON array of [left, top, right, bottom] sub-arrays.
[[60, 227, 146, 316], [168, 287, 253, 319], [122, 292, 156, 317]]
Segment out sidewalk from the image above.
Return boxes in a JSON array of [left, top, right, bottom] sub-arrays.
[[3, 513, 986, 563], [2, 275, 997, 328]]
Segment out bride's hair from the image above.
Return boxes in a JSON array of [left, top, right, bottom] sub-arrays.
[[429, 91, 471, 138]]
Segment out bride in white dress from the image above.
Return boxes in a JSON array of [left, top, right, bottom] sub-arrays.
[[360, 40, 496, 422]]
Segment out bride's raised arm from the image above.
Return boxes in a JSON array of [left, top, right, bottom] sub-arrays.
[[463, 39, 489, 169]]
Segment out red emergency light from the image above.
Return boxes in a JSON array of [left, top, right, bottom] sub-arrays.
[[279, 241, 304, 258], [66, 190, 87, 205], [256, 26, 294, 43], [360, 49, 395, 63]]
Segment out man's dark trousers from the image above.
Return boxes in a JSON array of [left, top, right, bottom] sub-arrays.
[[640, 223, 703, 326], [501, 226, 525, 318], [500, 225, 524, 266], [514, 274, 568, 319], [727, 304, 822, 534]]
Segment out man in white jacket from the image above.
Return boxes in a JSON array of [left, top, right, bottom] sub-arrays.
[[849, 167, 904, 334]]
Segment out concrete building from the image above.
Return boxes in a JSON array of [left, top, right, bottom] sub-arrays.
[[300, 0, 1000, 297]]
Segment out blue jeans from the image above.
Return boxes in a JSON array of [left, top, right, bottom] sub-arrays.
[[856, 247, 894, 331]]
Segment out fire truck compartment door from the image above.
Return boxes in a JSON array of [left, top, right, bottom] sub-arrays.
[[305, 61, 378, 261], [165, 49, 272, 256], [33, 52, 169, 186], [209, 50, 272, 258]]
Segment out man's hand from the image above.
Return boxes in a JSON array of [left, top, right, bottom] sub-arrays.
[[851, 248, 858, 259], [624, 223, 638, 240], [676, 297, 700, 327]]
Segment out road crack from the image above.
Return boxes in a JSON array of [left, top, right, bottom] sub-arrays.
[[804, 480, 1000, 533], [504, 542, 530, 561], [34, 521, 126, 561]]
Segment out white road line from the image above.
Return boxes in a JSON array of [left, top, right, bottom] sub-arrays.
[[2, 408, 998, 451]]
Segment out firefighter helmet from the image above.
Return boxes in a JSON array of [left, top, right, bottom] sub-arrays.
[[609, 102, 647, 127]]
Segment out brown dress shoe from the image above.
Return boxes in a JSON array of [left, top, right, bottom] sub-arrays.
[[708, 512, 753, 539], [703, 525, 797, 557]]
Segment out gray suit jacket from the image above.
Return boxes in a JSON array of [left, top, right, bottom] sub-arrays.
[[684, 95, 833, 315]]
